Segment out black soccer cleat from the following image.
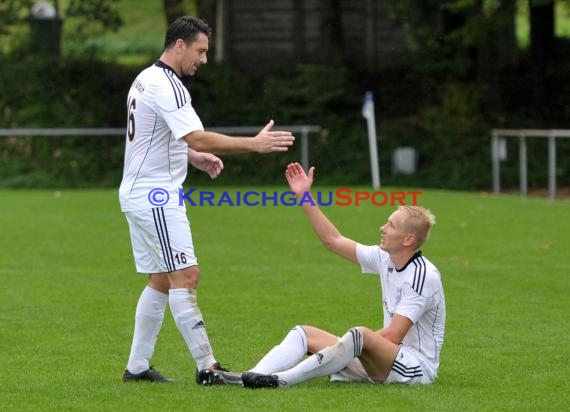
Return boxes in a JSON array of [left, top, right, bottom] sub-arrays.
[[241, 371, 281, 389], [123, 366, 174, 382], [196, 369, 243, 386], [195, 362, 230, 384]]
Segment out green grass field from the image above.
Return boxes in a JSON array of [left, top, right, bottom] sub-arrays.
[[1, 187, 568, 411]]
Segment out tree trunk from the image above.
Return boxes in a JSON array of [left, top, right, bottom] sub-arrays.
[[196, 0, 219, 60], [318, 0, 345, 64], [495, 0, 518, 68], [477, 0, 518, 116], [529, 0, 555, 61], [528, 0, 555, 112], [196, 0, 217, 27], [164, 0, 186, 26]]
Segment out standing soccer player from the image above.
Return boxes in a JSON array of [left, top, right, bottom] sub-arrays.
[[199, 163, 445, 388], [119, 16, 294, 382]]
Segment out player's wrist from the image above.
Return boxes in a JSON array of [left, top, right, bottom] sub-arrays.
[[250, 136, 264, 153], [187, 148, 195, 162], [295, 190, 311, 199]]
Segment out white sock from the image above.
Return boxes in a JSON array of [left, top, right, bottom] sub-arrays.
[[169, 288, 217, 370], [250, 325, 308, 374], [126, 286, 168, 374], [276, 328, 363, 387]]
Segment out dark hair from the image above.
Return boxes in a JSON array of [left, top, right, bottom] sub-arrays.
[[164, 16, 211, 49]]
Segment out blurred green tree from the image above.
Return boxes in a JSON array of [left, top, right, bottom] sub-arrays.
[[0, 0, 123, 56]]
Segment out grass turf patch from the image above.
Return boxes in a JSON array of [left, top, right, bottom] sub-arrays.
[[0, 187, 568, 411]]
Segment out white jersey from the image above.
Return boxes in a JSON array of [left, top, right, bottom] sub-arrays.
[[356, 244, 446, 370], [119, 61, 204, 212]]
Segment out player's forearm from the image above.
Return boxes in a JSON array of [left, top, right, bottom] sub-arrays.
[[302, 196, 344, 250], [378, 315, 412, 345], [187, 148, 201, 166], [184, 131, 257, 155], [377, 328, 402, 345], [302, 202, 357, 262], [187, 147, 210, 168]]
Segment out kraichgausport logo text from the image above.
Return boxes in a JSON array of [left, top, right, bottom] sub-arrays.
[[147, 188, 422, 207]]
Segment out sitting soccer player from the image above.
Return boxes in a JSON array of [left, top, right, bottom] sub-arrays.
[[198, 162, 445, 388]]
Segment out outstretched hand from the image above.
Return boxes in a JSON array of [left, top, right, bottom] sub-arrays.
[[254, 120, 295, 153], [188, 149, 224, 179], [285, 162, 314, 197]]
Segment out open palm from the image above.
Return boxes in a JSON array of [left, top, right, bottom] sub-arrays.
[[285, 162, 314, 196]]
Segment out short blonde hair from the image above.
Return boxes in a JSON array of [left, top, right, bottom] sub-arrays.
[[398, 205, 436, 248]]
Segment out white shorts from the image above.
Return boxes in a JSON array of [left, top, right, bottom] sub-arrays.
[[330, 346, 437, 385], [384, 345, 437, 384], [124, 207, 197, 274]]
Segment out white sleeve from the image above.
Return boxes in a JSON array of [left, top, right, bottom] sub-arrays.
[[356, 243, 388, 275], [395, 270, 440, 324], [394, 283, 429, 324], [160, 101, 203, 140], [154, 84, 204, 140]]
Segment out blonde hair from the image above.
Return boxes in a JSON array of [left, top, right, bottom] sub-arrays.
[[398, 205, 436, 248]]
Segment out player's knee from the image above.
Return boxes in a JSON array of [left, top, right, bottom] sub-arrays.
[[350, 327, 366, 356], [148, 274, 170, 293], [347, 327, 367, 344], [183, 266, 200, 288], [350, 326, 370, 336], [170, 265, 200, 289], [186, 265, 200, 278]]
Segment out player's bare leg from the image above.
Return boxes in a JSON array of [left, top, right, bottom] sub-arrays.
[[303, 325, 340, 354], [356, 327, 400, 382]]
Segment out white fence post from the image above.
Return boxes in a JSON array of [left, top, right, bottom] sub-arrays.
[[490, 129, 570, 200], [518, 135, 527, 196], [548, 131, 557, 200]]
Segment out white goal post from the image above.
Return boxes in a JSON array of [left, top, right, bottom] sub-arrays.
[[491, 129, 570, 200]]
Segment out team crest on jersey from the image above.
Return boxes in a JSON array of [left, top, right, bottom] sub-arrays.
[[133, 79, 145, 94]]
